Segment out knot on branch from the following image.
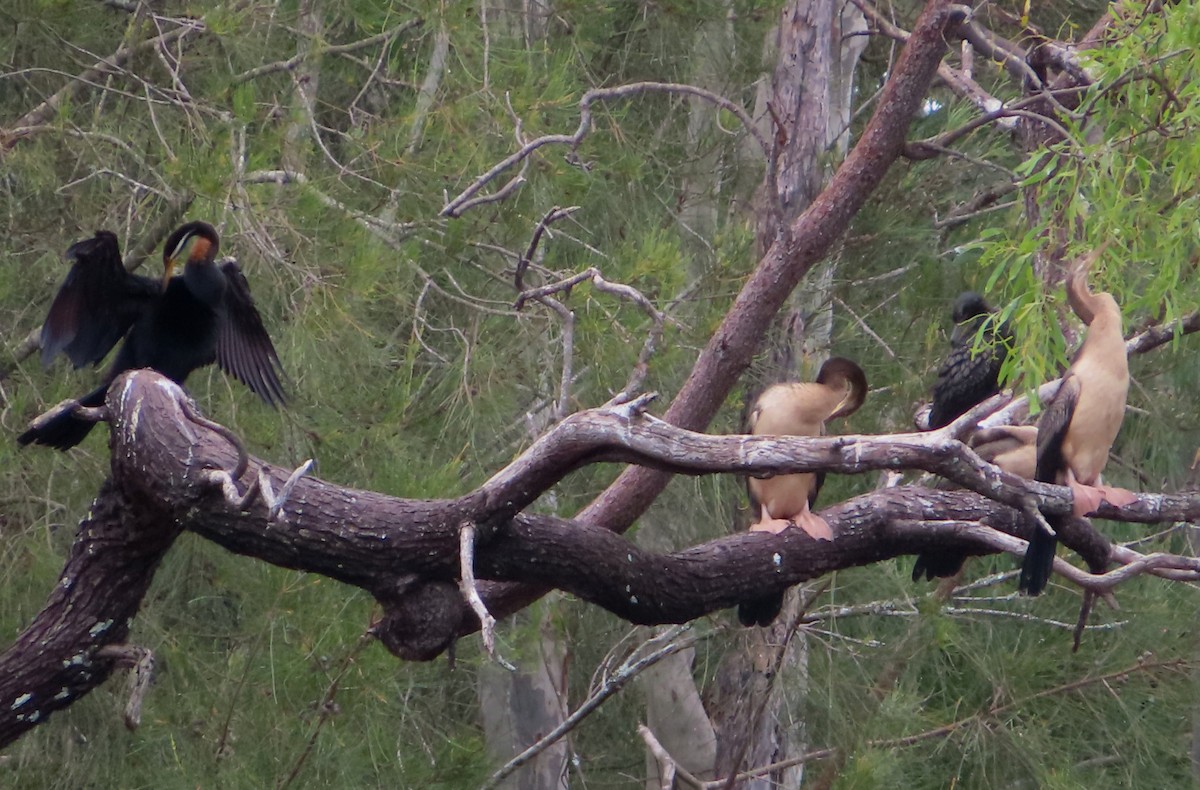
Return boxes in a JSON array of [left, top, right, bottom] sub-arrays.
[[371, 580, 467, 662]]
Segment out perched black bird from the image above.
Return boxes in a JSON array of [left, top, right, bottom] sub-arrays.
[[20, 221, 286, 450], [927, 292, 1011, 430], [912, 292, 1012, 582]]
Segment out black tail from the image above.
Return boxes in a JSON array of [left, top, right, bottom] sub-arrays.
[[737, 593, 784, 628], [17, 384, 108, 451], [1019, 517, 1059, 596], [912, 549, 967, 582]]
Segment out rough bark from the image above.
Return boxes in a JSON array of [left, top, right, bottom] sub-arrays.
[[716, 1, 869, 784], [0, 476, 181, 747], [6, 366, 1199, 745]]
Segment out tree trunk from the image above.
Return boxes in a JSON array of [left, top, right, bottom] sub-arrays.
[[712, 1, 866, 786], [281, 0, 323, 174], [479, 612, 570, 790]]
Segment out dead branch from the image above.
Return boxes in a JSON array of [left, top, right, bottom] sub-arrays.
[[513, 206, 581, 294], [0, 13, 212, 152], [241, 170, 418, 240], [231, 18, 422, 86], [854, 0, 1014, 127], [441, 82, 772, 218], [641, 723, 706, 790]]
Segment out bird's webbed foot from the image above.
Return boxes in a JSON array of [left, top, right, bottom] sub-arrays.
[[1069, 481, 1138, 517], [749, 516, 795, 535]]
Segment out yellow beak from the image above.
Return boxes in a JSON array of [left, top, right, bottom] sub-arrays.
[[162, 256, 177, 290]]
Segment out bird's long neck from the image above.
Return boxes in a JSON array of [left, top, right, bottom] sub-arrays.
[[1080, 294, 1125, 361], [1065, 267, 1101, 325], [182, 259, 226, 308]]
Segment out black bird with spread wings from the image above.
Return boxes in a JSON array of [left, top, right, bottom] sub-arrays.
[[20, 221, 286, 450], [912, 292, 1012, 582]]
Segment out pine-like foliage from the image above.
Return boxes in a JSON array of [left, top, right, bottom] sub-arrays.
[[2, 1, 1199, 787]]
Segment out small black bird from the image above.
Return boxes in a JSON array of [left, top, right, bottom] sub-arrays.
[[20, 221, 286, 450], [912, 292, 1012, 582]]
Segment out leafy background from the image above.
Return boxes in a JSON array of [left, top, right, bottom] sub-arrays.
[[2, 0, 1200, 786]]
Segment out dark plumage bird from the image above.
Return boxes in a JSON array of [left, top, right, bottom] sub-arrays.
[[738, 357, 868, 627], [20, 221, 286, 450], [1020, 249, 1135, 596], [913, 292, 1013, 582], [927, 292, 1011, 429]]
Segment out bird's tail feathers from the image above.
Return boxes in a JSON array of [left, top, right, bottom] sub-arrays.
[[1019, 516, 1059, 596], [737, 593, 784, 628], [17, 384, 108, 451]]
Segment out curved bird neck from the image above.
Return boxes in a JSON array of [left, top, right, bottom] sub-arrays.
[[181, 259, 226, 308], [753, 383, 848, 434], [1079, 292, 1124, 358]]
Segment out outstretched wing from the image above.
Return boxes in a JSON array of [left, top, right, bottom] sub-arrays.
[[215, 259, 287, 407], [40, 231, 158, 368]]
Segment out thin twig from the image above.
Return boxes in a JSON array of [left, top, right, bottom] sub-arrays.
[[459, 522, 514, 670], [232, 18, 422, 85], [442, 82, 770, 217], [277, 630, 375, 789], [481, 625, 707, 790]]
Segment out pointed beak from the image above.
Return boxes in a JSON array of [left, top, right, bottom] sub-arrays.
[[162, 256, 177, 289]]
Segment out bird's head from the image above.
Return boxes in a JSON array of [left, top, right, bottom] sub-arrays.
[[162, 221, 220, 287], [951, 291, 992, 324], [817, 356, 868, 420], [1065, 242, 1112, 326]]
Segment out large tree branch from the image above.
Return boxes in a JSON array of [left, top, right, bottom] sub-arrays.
[[6, 368, 1200, 746]]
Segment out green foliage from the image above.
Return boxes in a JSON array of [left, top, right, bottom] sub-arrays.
[[973, 2, 1200, 394], [3, 0, 1200, 787]]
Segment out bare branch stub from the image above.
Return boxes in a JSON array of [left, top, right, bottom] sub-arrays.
[[95, 644, 156, 730], [459, 522, 514, 670]]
